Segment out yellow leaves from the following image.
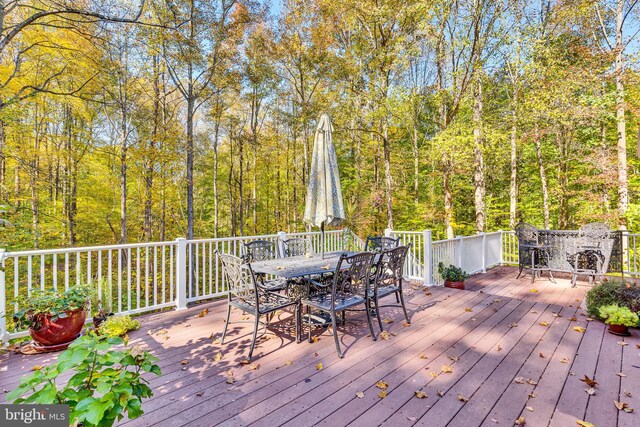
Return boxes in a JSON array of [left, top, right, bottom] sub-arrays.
[[429, 371, 439, 378], [573, 326, 586, 333], [441, 364, 453, 374], [457, 393, 469, 402], [576, 421, 596, 427], [376, 380, 388, 389], [212, 338, 221, 345], [529, 289, 539, 293], [403, 321, 411, 327], [437, 390, 445, 397], [514, 377, 526, 384], [180, 360, 189, 365], [284, 360, 293, 366], [614, 401, 633, 413], [214, 352, 224, 362], [539, 321, 550, 327], [382, 318, 394, 324], [569, 316, 578, 321], [315, 363, 323, 370], [378, 390, 387, 399], [31, 365, 43, 371], [311, 336, 320, 343], [249, 364, 260, 370], [465, 307, 473, 312], [414, 391, 427, 399], [419, 353, 428, 359], [515, 416, 526, 425], [197, 308, 208, 317], [380, 331, 391, 340]]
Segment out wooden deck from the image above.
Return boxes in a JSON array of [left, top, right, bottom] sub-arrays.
[[1, 266, 638, 427]]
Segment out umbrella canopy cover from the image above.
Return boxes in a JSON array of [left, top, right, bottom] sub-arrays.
[[304, 113, 345, 228]]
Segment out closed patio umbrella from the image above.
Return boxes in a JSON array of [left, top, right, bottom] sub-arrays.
[[304, 113, 345, 259]]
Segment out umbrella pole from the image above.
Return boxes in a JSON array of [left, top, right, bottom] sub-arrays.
[[321, 222, 325, 260]]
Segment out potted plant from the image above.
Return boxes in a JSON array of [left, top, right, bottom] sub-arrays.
[[7, 332, 161, 426], [598, 304, 639, 336], [13, 285, 89, 352], [91, 279, 115, 329], [438, 262, 469, 290]]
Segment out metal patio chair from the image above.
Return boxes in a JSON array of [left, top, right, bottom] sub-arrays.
[[281, 237, 314, 257], [369, 245, 411, 335], [515, 222, 554, 284], [364, 236, 400, 253], [218, 252, 299, 360], [301, 252, 377, 358], [243, 240, 287, 292], [566, 222, 613, 287]]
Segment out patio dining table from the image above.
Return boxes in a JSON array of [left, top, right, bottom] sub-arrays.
[[250, 251, 360, 279]]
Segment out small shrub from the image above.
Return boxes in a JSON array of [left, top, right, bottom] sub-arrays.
[[438, 263, 469, 282], [598, 304, 640, 327], [585, 280, 640, 319], [7, 332, 160, 426], [100, 315, 140, 338]]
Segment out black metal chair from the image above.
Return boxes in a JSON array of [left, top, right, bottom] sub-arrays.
[[301, 252, 377, 358], [218, 252, 299, 360], [364, 236, 400, 253], [281, 237, 313, 257], [515, 222, 554, 284], [566, 222, 613, 287], [243, 240, 287, 292], [369, 245, 411, 335]]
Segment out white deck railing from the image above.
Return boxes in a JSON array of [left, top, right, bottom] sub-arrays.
[[4, 227, 639, 344]]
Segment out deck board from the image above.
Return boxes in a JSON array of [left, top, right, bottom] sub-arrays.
[[1, 266, 638, 427]]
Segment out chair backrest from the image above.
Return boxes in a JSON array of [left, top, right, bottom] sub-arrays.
[[243, 240, 277, 262], [364, 236, 400, 253], [578, 222, 611, 241], [375, 245, 410, 287], [331, 252, 376, 299], [515, 222, 539, 245], [217, 252, 257, 301], [281, 237, 312, 257]]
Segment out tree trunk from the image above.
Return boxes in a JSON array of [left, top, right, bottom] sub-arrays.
[[615, 0, 628, 224], [473, 74, 485, 233], [120, 105, 127, 244], [534, 123, 550, 229], [383, 120, 394, 229], [509, 87, 518, 229], [186, 95, 194, 239], [443, 157, 454, 239], [213, 115, 220, 238], [0, 120, 5, 201], [413, 127, 419, 204]]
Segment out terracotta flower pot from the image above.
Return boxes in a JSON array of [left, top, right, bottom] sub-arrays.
[[607, 323, 630, 336], [29, 309, 86, 351], [444, 280, 465, 290]]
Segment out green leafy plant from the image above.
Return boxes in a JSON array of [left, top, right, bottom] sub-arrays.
[[100, 315, 140, 338], [585, 280, 640, 319], [598, 304, 639, 327], [438, 262, 469, 282], [7, 332, 160, 426], [13, 286, 89, 331]]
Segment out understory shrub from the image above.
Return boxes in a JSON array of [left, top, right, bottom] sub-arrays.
[[100, 315, 140, 338], [585, 280, 640, 319]]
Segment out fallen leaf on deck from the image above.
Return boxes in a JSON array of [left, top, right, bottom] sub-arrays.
[[437, 390, 445, 397], [575, 422, 595, 427], [497, 344, 503, 351], [378, 390, 387, 398], [636, 344, 640, 349], [197, 308, 208, 317], [214, 353, 224, 362], [31, 365, 43, 371], [515, 416, 526, 425], [276, 266, 284, 270], [617, 341, 628, 346], [493, 299, 502, 303], [380, 331, 391, 340], [315, 363, 323, 370], [531, 310, 538, 314], [448, 355, 459, 362], [196, 391, 205, 397], [311, 336, 320, 343], [180, 360, 189, 365], [514, 377, 526, 384], [614, 400, 633, 412], [526, 379, 538, 385], [580, 375, 598, 387], [212, 338, 221, 345], [424, 291, 432, 296], [376, 380, 388, 389], [239, 359, 250, 365], [509, 322, 518, 328], [407, 417, 418, 422], [539, 352, 545, 358], [585, 388, 596, 396], [526, 406, 534, 412], [569, 316, 578, 321], [415, 391, 427, 399], [285, 360, 293, 366], [465, 307, 473, 312], [573, 326, 586, 333], [457, 393, 469, 402], [616, 372, 626, 377], [356, 391, 365, 398], [539, 321, 550, 327], [624, 390, 632, 398], [560, 357, 570, 364], [429, 372, 439, 378], [528, 392, 537, 398], [441, 365, 453, 373], [552, 313, 563, 317], [249, 364, 260, 370], [403, 322, 411, 327], [530, 289, 538, 293], [586, 317, 594, 321], [419, 353, 428, 359]]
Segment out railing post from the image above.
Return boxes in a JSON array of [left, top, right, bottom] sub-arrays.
[[481, 232, 487, 273], [423, 230, 433, 286], [620, 227, 628, 275], [384, 228, 393, 237], [456, 236, 463, 268], [277, 231, 287, 258], [498, 230, 504, 265], [0, 249, 7, 346], [175, 238, 188, 310]]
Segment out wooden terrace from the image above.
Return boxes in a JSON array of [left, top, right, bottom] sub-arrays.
[[1, 266, 638, 427]]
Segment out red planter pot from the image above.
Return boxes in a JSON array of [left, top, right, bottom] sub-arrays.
[[607, 323, 630, 336], [444, 280, 465, 290], [29, 309, 86, 352]]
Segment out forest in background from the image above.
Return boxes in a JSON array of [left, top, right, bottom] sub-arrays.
[[0, 0, 639, 250]]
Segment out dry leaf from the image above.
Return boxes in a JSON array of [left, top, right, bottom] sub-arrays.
[[180, 360, 189, 365], [575, 421, 595, 427], [530, 289, 538, 293], [415, 391, 428, 399], [514, 377, 526, 384], [356, 391, 365, 399], [539, 352, 545, 358], [239, 359, 250, 365], [539, 321, 550, 326], [197, 308, 208, 318], [457, 393, 469, 402], [311, 336, 320, 343], [403, 322, 411, 327], [526, 379, 538, 386], [617, 341, 628, 346], [526, 406, 534, 412], [285, 360, 293, 366], [515, 416, 526, 425], [636, 344, 640, 349], [560, 357, 570, 364], [437, 390, 445, 397], [580, 375, 598, 387], [509, 322, 518, 328], [376, 380, 388, 389], [249, 364, 260, 371], [624, 390, 632, 398], [585, 388, 596, 396], [196, 391, 205, 397], [419, 353, 428, 359], [383, 318, 394, 324], [573, 326, 586, 333], [441, 365, 453, 374], [497, 344, 503, 351], [380, 331, 391, 340], [493, 299, 502, 303], [613, 400, 631, 411], [531, 310, 538, 314], [465, 307, 473, 312], [552, 313, 563, 317], [378, 390, 387, 399], [569, 316, 578, 321], [616, 372, 626, 377], [528, 392, 537, 398], [448, 355, 460, 362], [429, 372, 439, 378], [214, 353, 223, 362], [315, 363, 323, 370], [212, 338, 221, 345]]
